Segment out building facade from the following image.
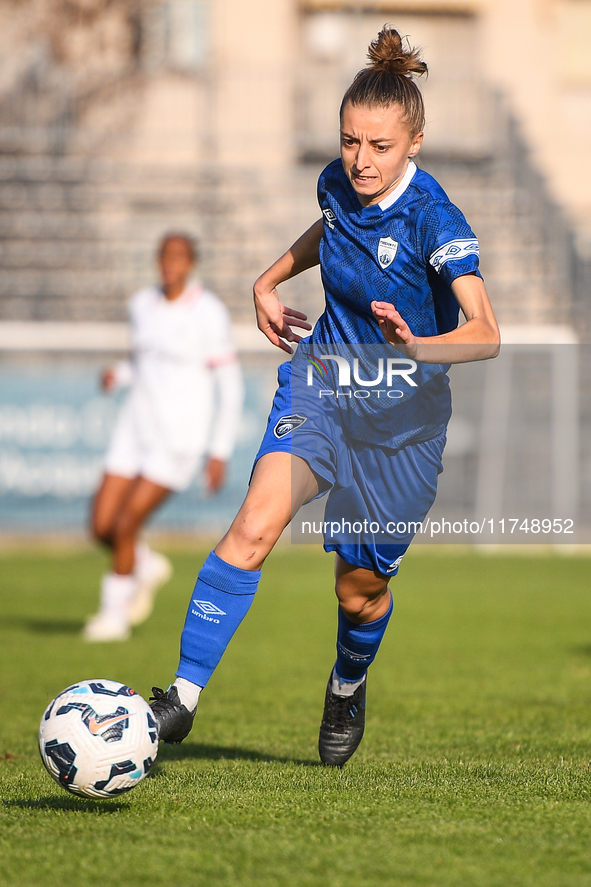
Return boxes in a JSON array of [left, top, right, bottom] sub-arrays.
[[0, 0, 589, 332]]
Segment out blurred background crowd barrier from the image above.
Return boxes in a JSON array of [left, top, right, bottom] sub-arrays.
[[1, 342, 589, 542], [0, 348, 278, 536], [0, 0, 590, 540]]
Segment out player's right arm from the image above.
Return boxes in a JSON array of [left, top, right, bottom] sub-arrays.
[[253, 219, 323, 353]]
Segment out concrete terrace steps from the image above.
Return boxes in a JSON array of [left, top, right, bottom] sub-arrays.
[[0, 158, 323, 322], [0, 141, 575, 328]]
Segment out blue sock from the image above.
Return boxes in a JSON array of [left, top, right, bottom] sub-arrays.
[[177, 550, 260, 688], [335, 593, 393, 682]]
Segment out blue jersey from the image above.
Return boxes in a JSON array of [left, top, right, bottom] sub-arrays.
[[313, 158, 480, 345], [292, 159, 481, 449]]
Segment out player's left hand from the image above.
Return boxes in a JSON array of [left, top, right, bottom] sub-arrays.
[[254, 286, 312, 354], [371, 301, 418, 357], [205, 457, 226, 494]]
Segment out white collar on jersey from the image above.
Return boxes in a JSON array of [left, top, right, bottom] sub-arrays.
[[377, 160, 417, 211]]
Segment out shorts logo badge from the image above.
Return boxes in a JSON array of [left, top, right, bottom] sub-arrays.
[[377, 236, 399, 269], [386, 555, 404, 573], [273, 414, 307, 438]]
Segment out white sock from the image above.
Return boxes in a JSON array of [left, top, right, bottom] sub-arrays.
[[331, 667, 364, 697], [134, 540, 153, 576], [173, 677, 202, 713], [100, 573, 137, 617]]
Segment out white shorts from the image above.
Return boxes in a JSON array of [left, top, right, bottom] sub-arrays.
[[104, 402, 203, 492]]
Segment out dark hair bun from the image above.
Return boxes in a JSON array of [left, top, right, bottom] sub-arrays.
[[367, 27, 427, 78], [341, 25, 428, 133]]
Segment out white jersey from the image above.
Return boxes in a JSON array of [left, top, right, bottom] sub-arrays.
[[111, 282, 242, 467]]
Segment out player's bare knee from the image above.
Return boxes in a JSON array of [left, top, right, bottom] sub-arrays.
[[335, 579, 389, 621], [338, 594, 389, 622], [112, 511, 141, 545], [227, 523, 275, 563], [337, 594, 369, 621], [92, 527, 112, 546], [90, 515, 113, 546], [227, 511, 282, 563]]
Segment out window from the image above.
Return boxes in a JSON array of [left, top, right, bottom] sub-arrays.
[[143, 0, 209, 72], [297, 10, 489, 161]]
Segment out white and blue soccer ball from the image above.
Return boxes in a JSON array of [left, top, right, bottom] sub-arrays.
[[39, 679, 159, 799]]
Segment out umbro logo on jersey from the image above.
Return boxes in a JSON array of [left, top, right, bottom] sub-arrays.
[[193, 600, 226, 616], [429, 238, 479, 272], [323, 208, 336, 229], [273, 414, 308, 438], [377, 237, 399, 269]]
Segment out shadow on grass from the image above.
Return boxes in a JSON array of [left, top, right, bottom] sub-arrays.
[[158, 741, 321, 768], [572, 644, 591, 658], [3, 796, 127, 813], [0, 616, 83, 634]]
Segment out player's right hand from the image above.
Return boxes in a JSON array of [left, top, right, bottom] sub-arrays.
[[253, 287, 311, 355]]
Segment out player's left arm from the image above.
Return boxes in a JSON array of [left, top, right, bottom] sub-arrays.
[[253, 219, 322, 353], [372, 273, 500, 364]]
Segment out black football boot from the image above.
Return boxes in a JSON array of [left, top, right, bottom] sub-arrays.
[[318, 673, 366, 766], [149, 686, 195, 744]]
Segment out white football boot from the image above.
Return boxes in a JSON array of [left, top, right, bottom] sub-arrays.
[[128, 545, 173, 627], [83, 610, 131, 642], [83, 573, 135, 642]]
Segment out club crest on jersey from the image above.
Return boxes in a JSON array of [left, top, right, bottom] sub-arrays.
[[273, 414, 307, 438], [322, 208, 336, 230], [377, 237, 399, 269]]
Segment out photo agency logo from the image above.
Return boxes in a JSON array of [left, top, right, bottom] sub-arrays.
[[304, 351, 418, 400]]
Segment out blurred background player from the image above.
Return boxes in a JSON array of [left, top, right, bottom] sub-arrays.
[[84, 233, 243, 642]]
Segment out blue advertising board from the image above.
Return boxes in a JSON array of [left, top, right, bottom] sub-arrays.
[[0, 360, 273, 535]]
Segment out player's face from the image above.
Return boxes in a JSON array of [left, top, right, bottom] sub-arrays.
[[340, 102, 423, 207], [158, 238, 194, 293]]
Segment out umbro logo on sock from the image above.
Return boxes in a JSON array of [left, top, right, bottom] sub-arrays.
[[337, 642, 371, 662], [191, 600, 226, 624], [193, 600, 226, 616]]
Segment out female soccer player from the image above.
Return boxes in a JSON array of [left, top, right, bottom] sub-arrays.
[[84, 233, 243, 642], [150, 29, 500, 765]]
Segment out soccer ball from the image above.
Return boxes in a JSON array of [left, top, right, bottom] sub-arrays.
[[39, 679, 159, 799]]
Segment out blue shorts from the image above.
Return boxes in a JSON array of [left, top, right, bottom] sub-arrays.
[[255, 362, 446, 577]]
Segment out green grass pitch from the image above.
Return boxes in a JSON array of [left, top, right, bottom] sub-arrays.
[[1, 545, 591, 887]]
